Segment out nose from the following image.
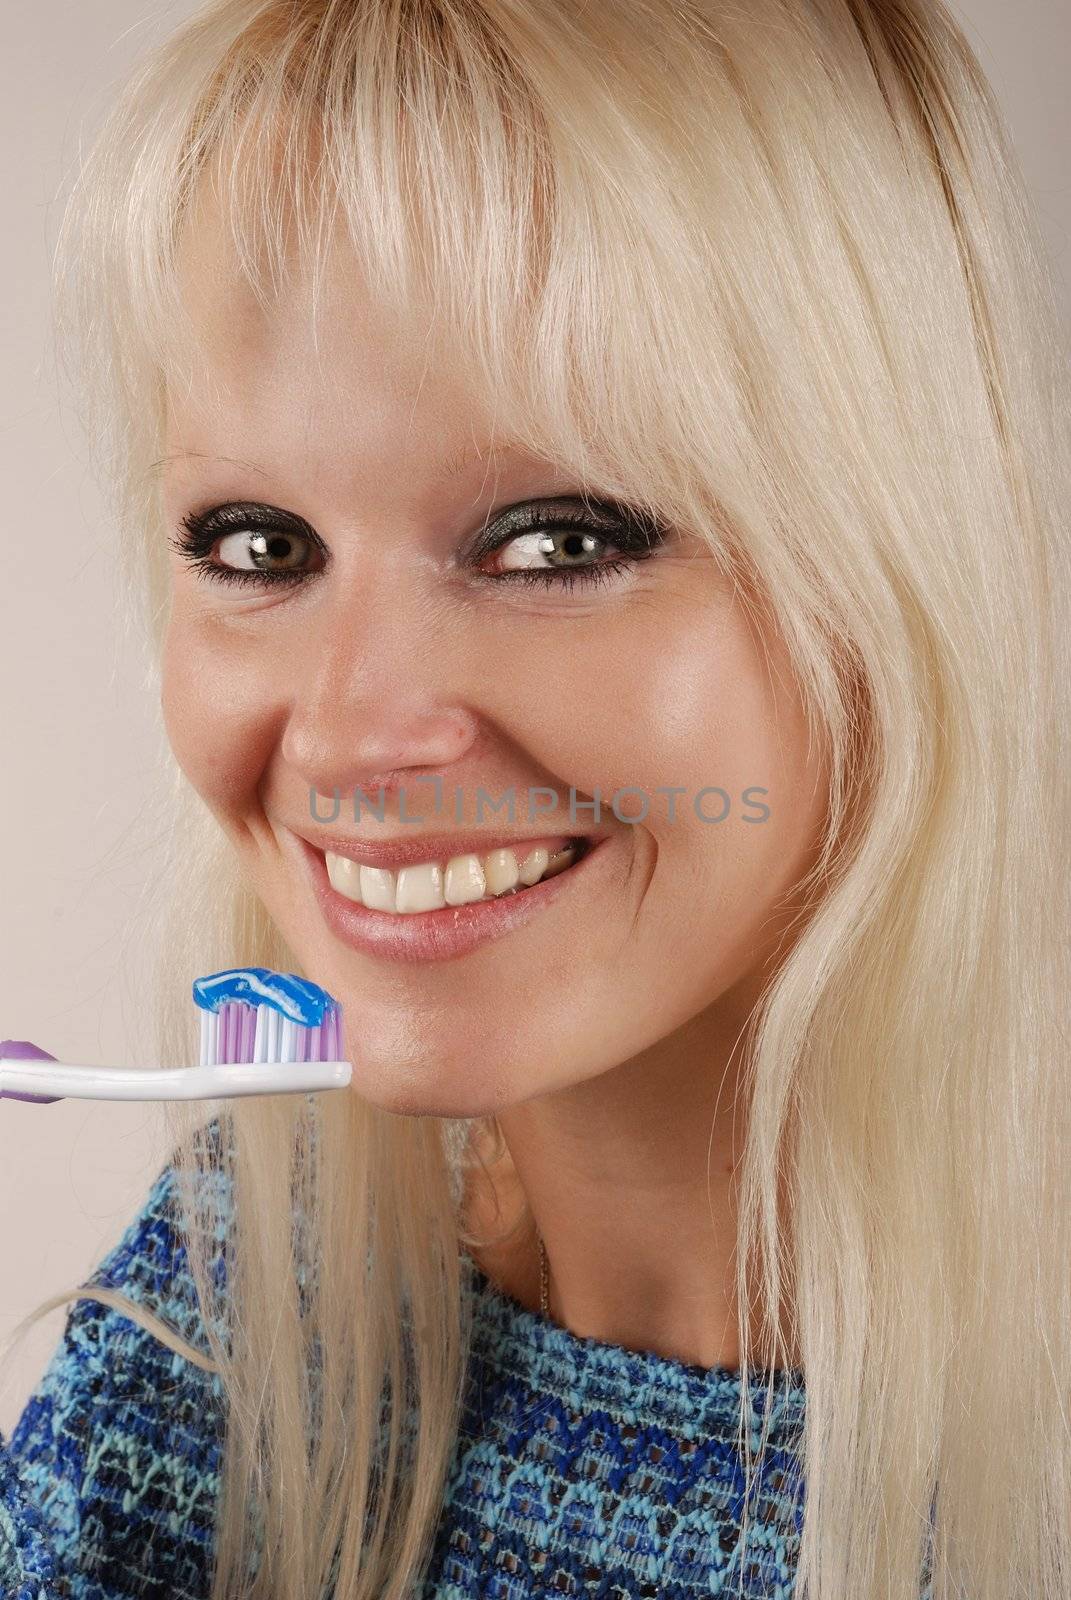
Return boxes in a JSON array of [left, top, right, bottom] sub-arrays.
[[277, 576, 482, 803], [285, 703, 479, 805]]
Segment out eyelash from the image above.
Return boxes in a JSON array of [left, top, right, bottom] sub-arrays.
[[168, 499, 666, 594]]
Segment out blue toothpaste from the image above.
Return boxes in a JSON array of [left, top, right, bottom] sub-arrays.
[[193, 967, 339, 1025]]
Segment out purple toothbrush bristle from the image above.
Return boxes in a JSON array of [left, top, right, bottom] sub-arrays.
[[240, 1004, 255, 1063]]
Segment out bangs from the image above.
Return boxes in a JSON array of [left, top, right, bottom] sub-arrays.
[[135, 0, 731, 534]]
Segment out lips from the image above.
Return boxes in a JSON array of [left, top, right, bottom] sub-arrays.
[[291, 829, 612, 964]]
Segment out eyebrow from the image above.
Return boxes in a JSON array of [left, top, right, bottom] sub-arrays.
[[442, 441, 484, 479], [147, 439, 505, 484], [145, 451, 270, 482]]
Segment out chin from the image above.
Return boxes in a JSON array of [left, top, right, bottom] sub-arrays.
[[317, 1010, 518, 1118], [345, 1071, 512, 1123]]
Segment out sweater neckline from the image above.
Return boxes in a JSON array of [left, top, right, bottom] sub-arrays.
[[461, 1252, 806, 1442]]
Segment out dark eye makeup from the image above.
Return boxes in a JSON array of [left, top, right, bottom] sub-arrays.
[[169, 496, 668, 595]]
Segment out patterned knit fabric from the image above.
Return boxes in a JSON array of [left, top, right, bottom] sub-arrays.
[[0, 1130, 924, 1599]]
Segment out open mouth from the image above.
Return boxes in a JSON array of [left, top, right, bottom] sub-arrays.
[[322, 835, 594, 915], [297, 830, 608, 963]]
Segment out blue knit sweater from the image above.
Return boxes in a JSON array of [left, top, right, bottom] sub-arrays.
[[1, 1131, 873, 1598]]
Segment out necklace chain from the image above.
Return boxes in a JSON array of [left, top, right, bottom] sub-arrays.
[[538, 1232, 549, 1319]]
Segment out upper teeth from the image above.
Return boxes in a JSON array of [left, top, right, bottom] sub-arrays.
[[324, 841, 581, 913]]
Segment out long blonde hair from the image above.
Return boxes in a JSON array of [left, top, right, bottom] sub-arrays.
[[7, 1, 1069, 1595]]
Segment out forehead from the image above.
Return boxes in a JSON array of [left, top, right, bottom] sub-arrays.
[[161, 182, 574, 514], [169, 172, 490, 439], [161, 164, 595, 513]]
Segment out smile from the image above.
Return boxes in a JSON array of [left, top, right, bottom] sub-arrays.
[[325, 836, 586, 911], [295, 830, 609, 963]]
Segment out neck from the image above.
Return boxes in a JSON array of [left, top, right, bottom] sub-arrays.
[[454, 992, 797, 1369]]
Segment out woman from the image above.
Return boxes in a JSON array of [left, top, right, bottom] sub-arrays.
[[2, 0, 1068, 1596]]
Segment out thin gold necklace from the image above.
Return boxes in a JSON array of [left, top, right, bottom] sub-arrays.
[[538, 1233, 549, 1318]]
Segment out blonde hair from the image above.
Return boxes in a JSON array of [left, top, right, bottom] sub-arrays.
[[6, 1, 1069, 1596]]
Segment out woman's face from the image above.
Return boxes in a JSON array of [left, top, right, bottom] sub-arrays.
[[160, 190, 830, 1117]]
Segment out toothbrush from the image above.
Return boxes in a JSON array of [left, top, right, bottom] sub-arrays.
[[0, 967, 352, 1103]]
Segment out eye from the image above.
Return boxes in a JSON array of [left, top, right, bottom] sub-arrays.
[[216, 528, 312, 573], [169, 503, 325, 588], [468, 498, 667, 592], [493, 526, 603, 572]]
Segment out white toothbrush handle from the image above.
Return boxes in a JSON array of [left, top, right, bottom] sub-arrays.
[[0, 1058, 352, 1102]]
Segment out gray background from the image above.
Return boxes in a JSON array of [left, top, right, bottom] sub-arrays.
[[1, 0, 1068, 1431]]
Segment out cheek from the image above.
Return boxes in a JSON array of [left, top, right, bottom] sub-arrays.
[[562, 589, 828, 938], [514, 590, 783, 828], [659, 618, 829, 959], [160, 603, 283, 821], [480, 597, 731, 813]]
